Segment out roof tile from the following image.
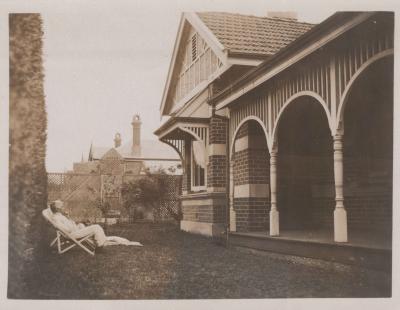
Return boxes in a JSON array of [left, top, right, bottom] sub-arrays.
[[197, 12, 315, 57]]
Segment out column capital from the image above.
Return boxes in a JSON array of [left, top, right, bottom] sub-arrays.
[[333, 133, 343, 152], [333, 132, 343, 141], [270, 141, 278, 156]]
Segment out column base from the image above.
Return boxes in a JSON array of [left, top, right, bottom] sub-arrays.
[[229, 208, 236, 232], [334, 207, 348, 242], [269, 209, 279, 236], [180, 220, 224, 237]]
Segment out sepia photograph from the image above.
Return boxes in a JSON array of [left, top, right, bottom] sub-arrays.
[[1, 0, 399, 308]]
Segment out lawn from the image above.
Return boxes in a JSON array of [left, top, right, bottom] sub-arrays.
[[22, 222, 391, 299]]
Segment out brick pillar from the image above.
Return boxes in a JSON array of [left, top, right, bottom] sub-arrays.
[[333, 133, 348, 242], [207, 116, 228, 192], [229, 160, 236, 231], [233, 122, 270, 232]]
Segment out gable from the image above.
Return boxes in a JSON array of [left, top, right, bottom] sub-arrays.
[[101, 148, 122, 160], [160, 13, 229, 117], [168, 25, 223, 113], [89, 146, 110, 160]]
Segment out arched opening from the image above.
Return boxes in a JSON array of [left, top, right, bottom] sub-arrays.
[[232, 119, 270, 232], [276, 96, 334, 231], [342, 56, 393, 237]]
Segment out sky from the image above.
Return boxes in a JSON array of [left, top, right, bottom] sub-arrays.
[[2, 0, 394, 172]]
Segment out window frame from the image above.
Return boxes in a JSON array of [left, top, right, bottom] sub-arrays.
[[190, 140, 206, 192]]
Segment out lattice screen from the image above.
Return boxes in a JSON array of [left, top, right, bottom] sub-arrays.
[[156, 175, 182, 221]]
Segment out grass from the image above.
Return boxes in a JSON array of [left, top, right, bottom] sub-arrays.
[[21, 222, 391, 299]]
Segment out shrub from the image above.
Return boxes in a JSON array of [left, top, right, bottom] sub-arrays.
[[121, 169, 182, 222]]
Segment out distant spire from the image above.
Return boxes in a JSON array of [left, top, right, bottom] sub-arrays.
[[81, 153, 84, 163], [88, 141, 93, 161]]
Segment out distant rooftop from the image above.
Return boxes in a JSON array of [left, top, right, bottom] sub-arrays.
[[116, 139, 180, 160], [90, 139, 180, 161]]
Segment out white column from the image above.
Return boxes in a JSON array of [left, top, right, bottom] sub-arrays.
[[229, 161, 236, 232], [269, 147, 279, 236], [333, 133, 348, 242]]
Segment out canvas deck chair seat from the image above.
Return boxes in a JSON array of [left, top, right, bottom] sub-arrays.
[[42, 208, 96, 256]]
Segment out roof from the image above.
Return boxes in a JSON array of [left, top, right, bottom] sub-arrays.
[[160, 11, 315, 116], [90, 139, 180, 161], [154, 116, 209, 137], [89, 146, 110, 160], [116, 139, 180, 160], [197, 12, 314, 57], [144, 160, 183, 175]]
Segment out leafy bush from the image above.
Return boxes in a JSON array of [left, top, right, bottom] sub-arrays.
[[121, 169, 182, 222]]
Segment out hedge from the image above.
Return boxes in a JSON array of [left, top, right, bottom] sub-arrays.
[[9, 13, 48, 298]]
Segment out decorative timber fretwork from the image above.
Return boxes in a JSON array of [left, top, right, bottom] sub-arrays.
[[183, 125, 208, 144], [161, 125, 208, 162], [334, 24, 394, 129], [161, 139, 185, 162], [229, 95, 270, 149], [229, 18, 394, 151]]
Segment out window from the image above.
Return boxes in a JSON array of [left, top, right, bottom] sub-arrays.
[[191, 140, 206, 191], [192, 158, 205, 188]]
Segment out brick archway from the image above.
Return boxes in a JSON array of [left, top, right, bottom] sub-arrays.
[[230, 116, 269, 160]]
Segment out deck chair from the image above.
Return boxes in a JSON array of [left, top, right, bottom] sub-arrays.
[[42, 208, 96, 256]]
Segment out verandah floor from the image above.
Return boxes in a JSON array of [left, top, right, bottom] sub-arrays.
[[231, 228, 392, 250], [228, 228, 392, 271]]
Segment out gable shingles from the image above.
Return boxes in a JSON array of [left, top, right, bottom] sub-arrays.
[[197, 12, 315, 57]]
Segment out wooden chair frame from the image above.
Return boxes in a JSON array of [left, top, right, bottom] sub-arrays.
[[43, 208, 96, 256]]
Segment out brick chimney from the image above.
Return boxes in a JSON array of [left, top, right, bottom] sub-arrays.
[[267, 11, 297, 21], [114, 132, 121, 148], [131, 114, 141, 157]]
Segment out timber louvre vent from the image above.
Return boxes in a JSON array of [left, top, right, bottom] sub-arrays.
[[191, 34, 197, 61]]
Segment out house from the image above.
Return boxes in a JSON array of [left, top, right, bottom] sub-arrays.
[[73, 114, 182, 175], [155, 11, 393, 268]]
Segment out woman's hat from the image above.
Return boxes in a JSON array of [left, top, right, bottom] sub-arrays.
[[53, 200, 64, 210]]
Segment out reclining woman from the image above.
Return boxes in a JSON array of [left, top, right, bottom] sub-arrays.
[[49, 200, 142, 247]]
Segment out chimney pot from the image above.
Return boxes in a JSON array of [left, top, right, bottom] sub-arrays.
[[267, 11, 297, 21], [131, 114, 141, 156], [114, 132, 122, 148]]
